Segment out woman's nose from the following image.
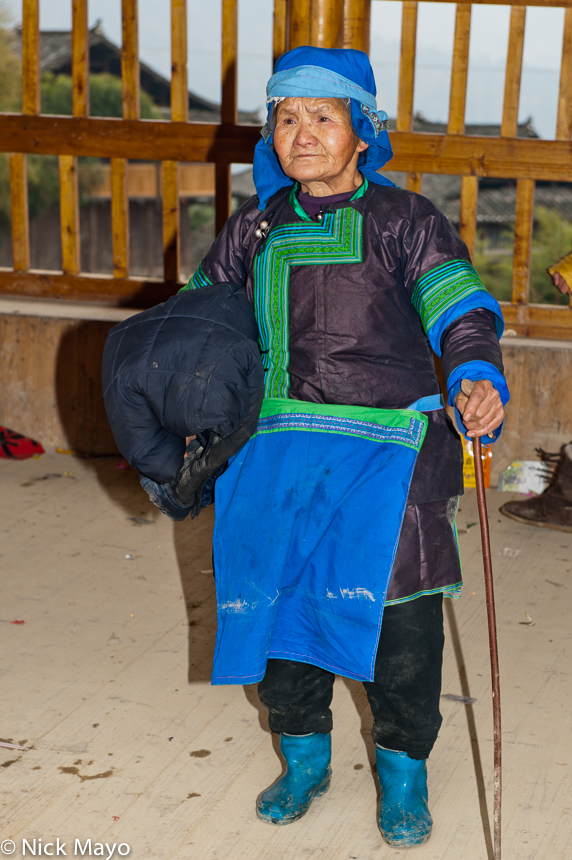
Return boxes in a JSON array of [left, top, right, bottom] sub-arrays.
[[294, 121, 317, 146]]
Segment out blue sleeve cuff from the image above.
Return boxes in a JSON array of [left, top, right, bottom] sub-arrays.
[[428, 294, 505, 356], [447, 360, 510, 443]]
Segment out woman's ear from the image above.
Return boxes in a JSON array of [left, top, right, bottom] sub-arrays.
[[356, 138, 369, 154]]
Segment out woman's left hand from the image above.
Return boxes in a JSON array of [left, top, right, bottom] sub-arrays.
[[455, 379, 505, 438]]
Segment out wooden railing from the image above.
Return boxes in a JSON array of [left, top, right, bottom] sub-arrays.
[[0, 0, 571, 338]]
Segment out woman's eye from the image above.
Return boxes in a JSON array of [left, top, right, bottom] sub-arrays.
[[318, 116, 331, 122]]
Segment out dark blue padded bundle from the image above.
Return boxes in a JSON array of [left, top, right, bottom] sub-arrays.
[[102, 283, 265, 511]]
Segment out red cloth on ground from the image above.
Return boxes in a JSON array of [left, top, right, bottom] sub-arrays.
[[0, 427, 45, 459]]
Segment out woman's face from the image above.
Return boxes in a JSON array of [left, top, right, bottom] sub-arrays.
[[272, 97, 368, 192]]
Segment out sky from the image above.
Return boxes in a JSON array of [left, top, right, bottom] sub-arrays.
[[6, 0, 567, 140]]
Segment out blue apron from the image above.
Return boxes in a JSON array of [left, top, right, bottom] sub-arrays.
[[210, 398, 430, 685]]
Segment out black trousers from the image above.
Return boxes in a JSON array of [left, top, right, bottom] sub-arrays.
[[258, 593, 444, 760]]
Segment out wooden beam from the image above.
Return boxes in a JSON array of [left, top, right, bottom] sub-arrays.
[[22, 0, 40, 116], [387, 132, 572, 182], [343, 0, 371, 52], [511, 178, 535, 305], [171, 0, 188, 123], [59, 155, 81, 275], [289, 0, 312, 48], [397, 2, 417, 133], [447, 4, 472, 135], [273, 0, 288, 63], [9, 154, 30, 272], [162, 161, 180, 283], [0, 269, 180, 306], [4, 117, 572, 182], [311, 0, 345, 47], [459, 174, 478, 261], [556, 8, 572, 141], [72, 0, 90, 118], [405, 172, 423, 194], [500, 302, 572, 339], [501, 7, 526, 138], [111, 158, 130, 279]]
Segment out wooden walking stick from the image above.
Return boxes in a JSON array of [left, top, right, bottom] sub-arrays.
[[461, 379, 502, 860]]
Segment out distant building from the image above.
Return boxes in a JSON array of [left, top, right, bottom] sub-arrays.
[[13, 23, 260, 123]]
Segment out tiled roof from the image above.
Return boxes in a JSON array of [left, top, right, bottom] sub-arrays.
[[386, 113, 540, 139]]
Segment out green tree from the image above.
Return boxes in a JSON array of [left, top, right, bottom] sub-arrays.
[[0, 8, 20, 232], [0, 4, 20, 112], [530, 206, 572, 306], [41, 71, 161, 119], [474, 207, 572, 307]]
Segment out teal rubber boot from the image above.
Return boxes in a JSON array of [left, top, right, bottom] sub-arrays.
[[256, 732, 332, 825], [375, 745, 433, 847]]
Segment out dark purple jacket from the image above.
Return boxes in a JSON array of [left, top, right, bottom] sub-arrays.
[[185, 183, 504, 503]]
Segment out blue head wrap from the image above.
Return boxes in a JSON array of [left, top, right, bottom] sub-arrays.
[[253, 46, 395, 210]]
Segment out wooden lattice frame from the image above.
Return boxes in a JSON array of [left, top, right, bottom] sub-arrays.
[[1, 0, 571, 338]]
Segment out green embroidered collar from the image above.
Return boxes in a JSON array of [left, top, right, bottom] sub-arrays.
[[289, 176, 369, 222]]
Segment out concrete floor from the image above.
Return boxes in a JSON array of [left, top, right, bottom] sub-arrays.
[[1, 452, 571, 859]]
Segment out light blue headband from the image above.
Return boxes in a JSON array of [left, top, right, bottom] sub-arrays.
[[266, 65, 378, 111]]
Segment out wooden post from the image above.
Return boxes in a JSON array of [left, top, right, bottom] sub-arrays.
[[59, 0, 89, 277], [10, 0, 39, 272], [397, 1, 417, 134], [215, 163, 232, 238], [171, 0, 188, 123], [163, 161, 180, 283], [397, 2, 418, 192], [72, 0, 90, 118], [512, 178, 535, 305], [162, 0, 187, 283], [59, 155, 81, 275], [21, 0, 40, 116], [289, 0, 311, 49], [273, 0, 289, 64], [112, 0, 139, 279], [459, 175, 478, 262], [310, 0, 344, 48], [501, 7, 526, 139], [556, 8, 572, 141], [406, 173, 423, 195], [217, 0, 238, 236], [121, 0, 140, 122], [447, 4, 472, 135], [10, 155, 30, 271], [343, 0, 371, 53], [111, 159, 129, 279]]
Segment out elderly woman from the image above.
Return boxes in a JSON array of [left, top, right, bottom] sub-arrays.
[[181, 47, 508, 846]]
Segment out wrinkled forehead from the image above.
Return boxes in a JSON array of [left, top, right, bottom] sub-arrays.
[[275, 96, 350, 118]]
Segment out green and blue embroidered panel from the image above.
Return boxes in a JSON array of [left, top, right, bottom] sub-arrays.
[[255, 398, 427, 451], [179, 262, 212, 293], [255, 192, 364, 399], [412, 259, 487, 332], [411, 258, 502, 354]]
